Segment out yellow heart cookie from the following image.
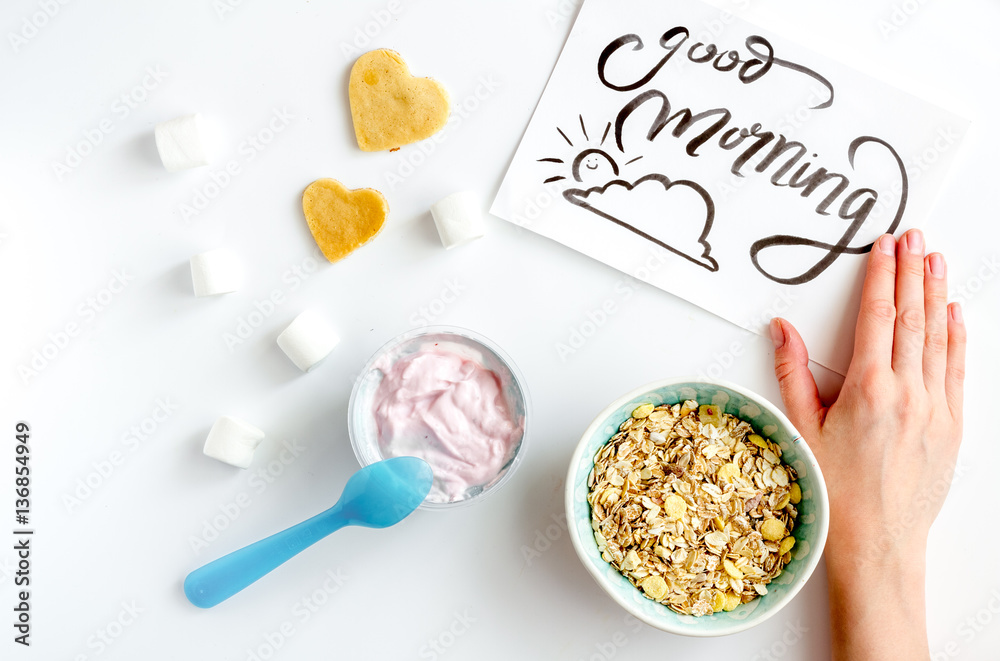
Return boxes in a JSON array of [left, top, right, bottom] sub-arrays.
[[349, 49, 450, 152], [302, 179, 388, 263]]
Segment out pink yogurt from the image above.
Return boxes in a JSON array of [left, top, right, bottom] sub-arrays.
[[372, 343, 523, 503]]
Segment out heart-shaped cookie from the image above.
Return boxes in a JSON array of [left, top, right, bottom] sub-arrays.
[[302, 179, 388, 262], [349, 49, 450, 152]]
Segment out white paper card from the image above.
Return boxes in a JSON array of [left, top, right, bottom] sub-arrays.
[[491, 0, 968, 375]]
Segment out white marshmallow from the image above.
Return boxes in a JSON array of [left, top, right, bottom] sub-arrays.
[[190, 249, 241, 297], [155, 114, 209, 172], [430, 191, 485, 249], [277, 310, 340, 372], [203, 416, 265, 469]]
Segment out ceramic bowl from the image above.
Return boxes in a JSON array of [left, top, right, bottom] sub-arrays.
[[565, 377, 829, 636]]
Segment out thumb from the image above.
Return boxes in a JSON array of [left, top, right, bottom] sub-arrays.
[[770, 318, 825, 436]]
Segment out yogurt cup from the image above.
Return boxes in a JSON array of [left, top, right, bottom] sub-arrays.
[[348, 326, 530, 510]]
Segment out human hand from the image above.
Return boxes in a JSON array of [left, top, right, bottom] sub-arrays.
[[769, 229, 966, 660]]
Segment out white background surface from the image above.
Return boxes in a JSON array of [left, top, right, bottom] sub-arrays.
[[1, 0, 997, 659]]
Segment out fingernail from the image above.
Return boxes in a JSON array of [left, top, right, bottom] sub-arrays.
[[951, 303, 964, 324], [928, 253, 945, 278], [769, 318, 785, 349], [905, 229, 924, 254], [878, 234, 895, 256]]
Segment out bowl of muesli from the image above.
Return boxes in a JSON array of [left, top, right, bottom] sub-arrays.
[[565, 378, 829, 636]]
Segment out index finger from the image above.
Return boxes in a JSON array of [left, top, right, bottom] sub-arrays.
[[850, 234, 898, 372]]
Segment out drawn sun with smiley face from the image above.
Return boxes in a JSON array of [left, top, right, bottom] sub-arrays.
[[537, 114, 718, 272], [537, 114, 643, 185]]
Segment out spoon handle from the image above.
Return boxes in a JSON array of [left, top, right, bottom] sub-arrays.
[[184, 507, 347, 608]]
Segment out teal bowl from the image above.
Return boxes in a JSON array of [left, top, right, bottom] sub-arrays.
[[565, 378, 829, 637]]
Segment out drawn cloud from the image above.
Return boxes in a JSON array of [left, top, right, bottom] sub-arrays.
[[563, 174, 719, 272]]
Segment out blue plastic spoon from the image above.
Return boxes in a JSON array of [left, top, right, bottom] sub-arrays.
[[184, 456, 432, 608]]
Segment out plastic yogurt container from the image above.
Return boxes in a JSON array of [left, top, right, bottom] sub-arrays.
[[348, 326, 530, 510]]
